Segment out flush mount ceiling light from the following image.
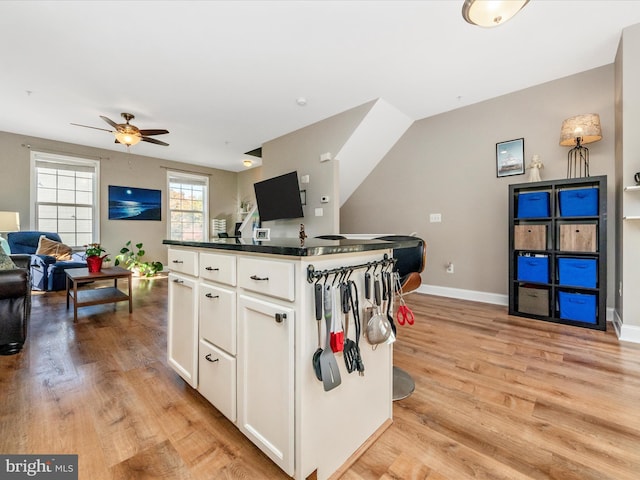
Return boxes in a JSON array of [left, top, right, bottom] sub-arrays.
[[462, 0, 529, 27], [243, 159, 253, 168]]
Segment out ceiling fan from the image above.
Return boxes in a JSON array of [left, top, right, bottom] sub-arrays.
[[72, 112, 169, 147]]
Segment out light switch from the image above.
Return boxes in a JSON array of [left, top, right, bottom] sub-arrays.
[[315, 208, 324, 217], [300, 175, 310, 184], [430, 213, 442, 223]]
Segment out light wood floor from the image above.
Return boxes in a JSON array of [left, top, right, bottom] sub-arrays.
[[2, 277, 640, 479]]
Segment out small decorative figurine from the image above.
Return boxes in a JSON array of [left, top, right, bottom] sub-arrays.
[[299, 223, 307, 245], [528, 155, 543, 182]]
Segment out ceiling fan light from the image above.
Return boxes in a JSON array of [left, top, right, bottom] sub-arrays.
[[462, 0, 529, 27], [114, 131, 142, 146]]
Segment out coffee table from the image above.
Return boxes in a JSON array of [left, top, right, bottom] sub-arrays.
[[66, 266, 133, 322]]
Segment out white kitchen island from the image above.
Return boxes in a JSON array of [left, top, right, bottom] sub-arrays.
[[163, 237, 419, 480]]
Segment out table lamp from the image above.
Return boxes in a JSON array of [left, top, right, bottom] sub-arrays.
[[559, 113, 602, 178], [0, 211, 20, 254]]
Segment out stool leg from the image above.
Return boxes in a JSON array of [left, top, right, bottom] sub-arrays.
[[392, 366, 415, 401]]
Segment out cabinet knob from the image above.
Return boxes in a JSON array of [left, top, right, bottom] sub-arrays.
[[173, 278, 184, 284], [205, 293, 219, 299], [205, 353, 219, 363], [172, 260, 184, 264], [275, 313, 287, 323], [250, 275, 269, 281], [205, 266, 219, 271]]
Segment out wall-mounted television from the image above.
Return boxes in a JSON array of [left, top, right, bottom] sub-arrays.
[[253, 171, 304, 222]]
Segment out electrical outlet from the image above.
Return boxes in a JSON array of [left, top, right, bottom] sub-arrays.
[[446, 262, 454, 274]]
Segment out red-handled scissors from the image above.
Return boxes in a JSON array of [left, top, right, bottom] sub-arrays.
[[394, 273, 415, 325]]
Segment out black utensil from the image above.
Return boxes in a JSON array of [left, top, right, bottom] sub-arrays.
[[348, 280, 365, 376], [342, 282, 358, 373], [312, 282, 323, 381], [385, 271, 397, 336]]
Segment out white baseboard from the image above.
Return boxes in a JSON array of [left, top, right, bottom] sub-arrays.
[[417, 284, 508, 306], [613, 309, 640, 344], [417, 285, 636, 343]]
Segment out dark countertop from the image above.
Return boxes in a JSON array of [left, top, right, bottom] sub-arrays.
[[162, 237, 421, 257]]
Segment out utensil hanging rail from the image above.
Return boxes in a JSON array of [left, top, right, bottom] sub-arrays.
[[307, 254, 395, 283]]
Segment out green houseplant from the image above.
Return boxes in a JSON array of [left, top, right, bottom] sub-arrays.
[[114, 241, 163, 277], [84, 243, 110, 273]]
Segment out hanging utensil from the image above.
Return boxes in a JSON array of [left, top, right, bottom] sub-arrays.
[[312, 282, 323, 381], [366, 274, 392, 345], [330, 282, 345, 353], [347, 279, 365, 375], [385, 270, 397, 336], [342, 281, 357, 373], [395, 272, 415, 326], [320, 283, 342, 391]]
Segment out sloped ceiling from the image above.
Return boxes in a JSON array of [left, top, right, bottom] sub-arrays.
[[1, 1, 640, 172]]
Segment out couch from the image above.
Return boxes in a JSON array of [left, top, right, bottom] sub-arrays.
[[7, 231, 87, 291], [0, 254, 31, 355]]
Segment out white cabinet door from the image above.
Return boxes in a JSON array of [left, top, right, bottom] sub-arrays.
[[237, 295, 295, 476], [199, 339, 236, 422], [168, 273, 198, 387]]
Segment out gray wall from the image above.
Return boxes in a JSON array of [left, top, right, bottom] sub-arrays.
[[259, 101, 374, 238], [0, 131, 237, 264], [341, 66, 616, 302]]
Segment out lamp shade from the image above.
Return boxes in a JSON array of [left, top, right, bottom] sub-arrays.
[[462, 0, 529, 27], [0, 211, 20, 232], [560, 114, 602, 146], [114, 130, 142, 146]]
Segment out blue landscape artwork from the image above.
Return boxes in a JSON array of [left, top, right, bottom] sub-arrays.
[[108, 185, 161, 221]]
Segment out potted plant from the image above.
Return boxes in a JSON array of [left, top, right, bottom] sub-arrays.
[[84, 243, 109, 273], [114, 240, 163, 277]]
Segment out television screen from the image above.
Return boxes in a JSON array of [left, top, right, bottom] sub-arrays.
[[254, 171, 304, 222]]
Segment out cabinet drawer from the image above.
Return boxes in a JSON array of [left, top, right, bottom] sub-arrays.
[[559, 224, 596, 252], [167, 248, 198, 276], [200, 252, 236, 286], [199, 283, 236, 354], [517, 286, 549, 316], [514, 225, 546, 250], [238, 257, 295, 301], [198, 339, 236, 422]]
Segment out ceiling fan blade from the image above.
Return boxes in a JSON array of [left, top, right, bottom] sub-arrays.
[[100, 115, 119, 129], [139, 129, 169, 136], [141, 136, 169, 146], [71, 123, 113, 133]]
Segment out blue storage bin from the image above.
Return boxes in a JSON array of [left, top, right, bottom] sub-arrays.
[[517, 255, 549, 283], [558, 291, 597, 324], [517, 192, 550, 218], [558, 257, 597, 288], [558, 188, 598, 217]]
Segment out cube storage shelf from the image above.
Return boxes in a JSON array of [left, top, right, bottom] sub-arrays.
[[509, 176, 607, 330]]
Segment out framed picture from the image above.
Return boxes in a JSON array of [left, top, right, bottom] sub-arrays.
[[253, 228, 270, 241], [108, 185, 162, 220], [496, 138, 525, 177]]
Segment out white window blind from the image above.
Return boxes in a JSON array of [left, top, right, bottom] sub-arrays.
[[167, 171, 208, 241], [31, 152, 99, 247]]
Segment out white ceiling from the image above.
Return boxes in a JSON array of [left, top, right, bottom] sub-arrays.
[[2, 1, 640, 172]]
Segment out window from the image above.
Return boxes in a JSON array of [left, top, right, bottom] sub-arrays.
[[30, 151, 100, 247], [167, 171, 208, 241]]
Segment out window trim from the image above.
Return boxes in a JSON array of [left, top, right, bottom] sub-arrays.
[[166, 170, 209, 241], [29, 151, 100, 245]]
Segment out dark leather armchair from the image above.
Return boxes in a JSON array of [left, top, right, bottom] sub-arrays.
[[7, 231, 86, 291], [0, 254, 31, 355]]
